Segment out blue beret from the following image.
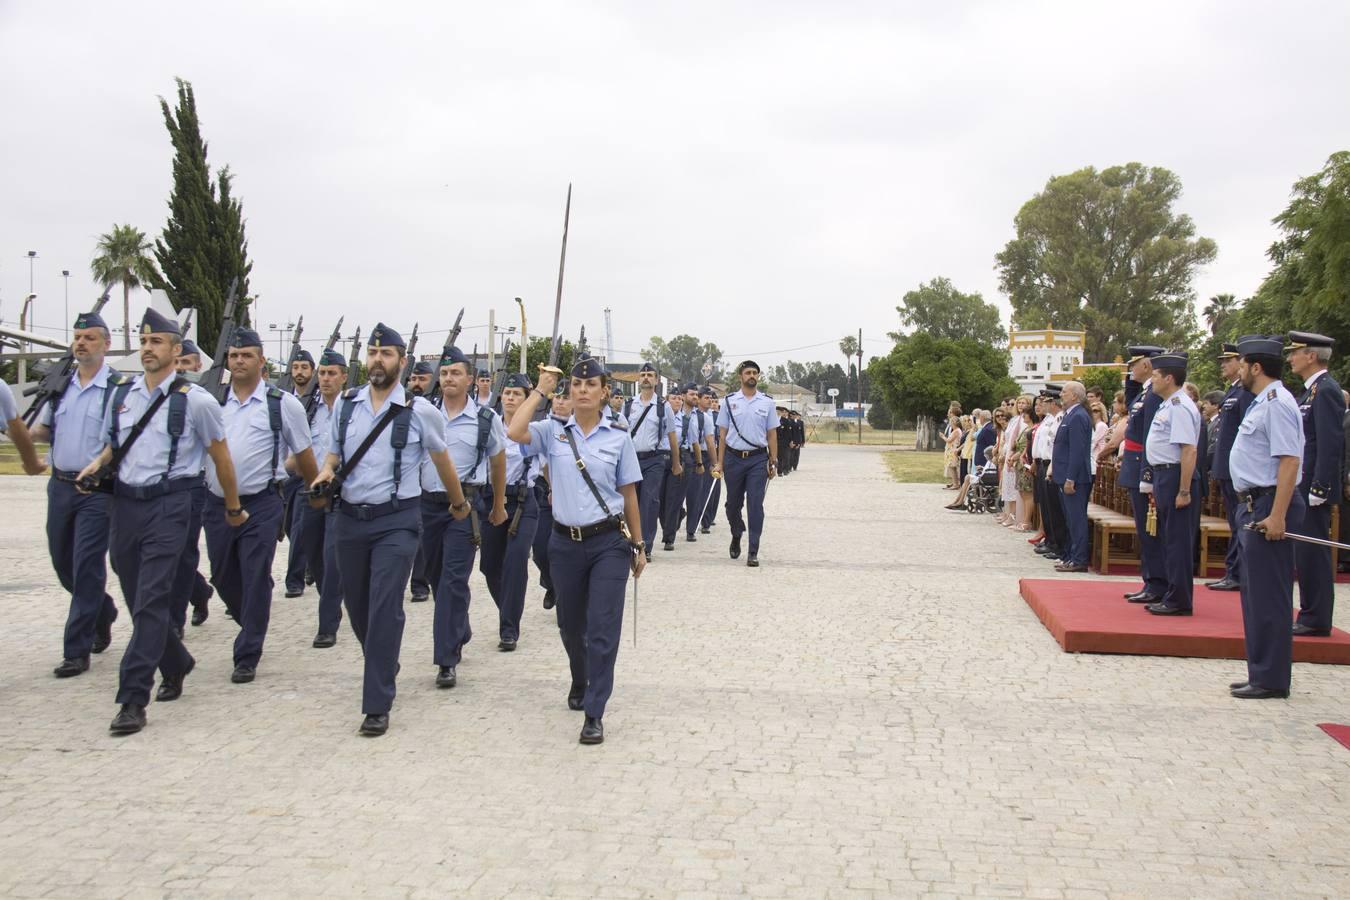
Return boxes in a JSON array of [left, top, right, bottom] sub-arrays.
[[639, 362, 657, 373], [230, 327, 264, 349], [571, 356, 608, 379], [440, 346, 471, 369], [411, 360, 435, 375], [368, 322, 405, 349], [504, 373, 532, 390], [319, 348, 347, 368], [1126, 345, 1165, 363], [1286, 330, 1335, 351], [179, 340, 201, 356], [73, 311, 108, 331], [139, 308, 180, 336], [292, 349, 315, 366], [737, 359, 760, 373], [1238, 335, 1284, 358], [1152, 351, 1188, 372]]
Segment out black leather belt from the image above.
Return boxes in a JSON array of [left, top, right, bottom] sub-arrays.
[[553, 517, 622, 542], [336, 495, 416, 521], [1237, 486, 1277, 504], [1152, 462, 1180, 469], [728, 446, 766, 459], [637, 450, 669, 460], [51, 467, 82, 483], [422, 483, 482, 504], [114, 475, 203, 500]]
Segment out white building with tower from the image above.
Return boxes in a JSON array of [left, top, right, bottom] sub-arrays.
[[1007, 325, 1085, 393]]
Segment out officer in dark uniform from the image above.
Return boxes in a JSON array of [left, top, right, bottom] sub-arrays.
[[77, 309, 245, 735], [203, 328, 318, 683], [1228, 335, 1306, 698], [479, 372, 539, 650], [30, 311, 123, 677], [1204, 343, 1254, 592], [405, 360, 436, 603], [774, 407, 792, 476], [1141, 352, 1202, 616], [309, 323, 469, 736], [791, 411, 805, 473], [1284, 331, 1346, 636], [301, 348, 348, 648], [714, 361, 780, 567], [283, 348, 318, 598], [507, 357, 646, 745]]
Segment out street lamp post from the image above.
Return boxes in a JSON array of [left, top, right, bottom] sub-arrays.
[[62, 270, 70, 340], [18, 293, 37, 385], [269, 321, 294, 371]]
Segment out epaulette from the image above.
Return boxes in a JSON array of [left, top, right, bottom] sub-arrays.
[[1171, 396, 1180, 405], [177, 382, 193, 394], [343, 388, 360, 400], [1267, 388, 1276, 400], [107, 370, 127, 385], [1311, 482, 1328, 499]]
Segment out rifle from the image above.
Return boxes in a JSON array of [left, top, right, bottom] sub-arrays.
[[21, 290, 114, 427], [485, 340, 513, 412], [303, 316, 344, 417], [273, 316, 305, 392], [399, 322, 421, 386], [203, 277, 242, 404], [427, 308, 465, 406], [346, 327, 363, 389], [180, 307, 196, 342]]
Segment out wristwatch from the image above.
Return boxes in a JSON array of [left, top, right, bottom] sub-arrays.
[[450, 500, 469, 511], [226, 507, 244, 517]]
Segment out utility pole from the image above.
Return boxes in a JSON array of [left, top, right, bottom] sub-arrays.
[[62, 270, 70, 341], [603, 307, 614, 366], [857, 328, 863, 445], [487, 309, 495, 373]]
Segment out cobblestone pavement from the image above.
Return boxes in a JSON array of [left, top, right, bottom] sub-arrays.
[[1, 446, 1348, 898]]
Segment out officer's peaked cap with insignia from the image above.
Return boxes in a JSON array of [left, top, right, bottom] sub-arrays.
[[639, 362, 657, 373], [230, 327, 264, 349], [737, 359, 761, 373], [571, 356, 608, 379], [319, 348, 347, 368], [1217, 342, 1239, 359], [1126, 345, 1165, 364], [504, 373, 532, 390], [411, 360, 435, 376], [368, 323, 405, 349], [1285, 330, 1335, 352], [179, 339, 201, 357], [73, 311, 108, 331], [439, 346, 470, 369], [1237, 335, 1284, 358], [1040, 384, 1063, 399], [291, 349, 315, 366], [1152, 351, 1188, 373], [139, 308, 180, 336]]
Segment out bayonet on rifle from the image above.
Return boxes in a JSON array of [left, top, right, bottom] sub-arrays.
[[21, 290, 114, 426], [204, 277, 242, 404], [399, 323, 421, 386], [274, 316, 305, 392], [346, 327, 363, 389]]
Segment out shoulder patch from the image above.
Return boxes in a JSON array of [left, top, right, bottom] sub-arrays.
[[177, 383, 192, 394], [1171, 396, 1180, 405]]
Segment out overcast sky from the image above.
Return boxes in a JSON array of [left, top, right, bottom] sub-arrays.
[[3, 1, 1348, 370]]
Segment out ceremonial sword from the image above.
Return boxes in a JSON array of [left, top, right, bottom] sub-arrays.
[[1244, 523, 1350, 551], [542, 183, 571, 378]]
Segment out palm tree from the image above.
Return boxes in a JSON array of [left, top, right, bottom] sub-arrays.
[[839, 334, 859, 407], [90, 225, 160, 350], [1202, 293, 1240, 335]]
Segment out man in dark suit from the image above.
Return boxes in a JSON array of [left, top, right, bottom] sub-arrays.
[[1052, 381, 1093, 573]]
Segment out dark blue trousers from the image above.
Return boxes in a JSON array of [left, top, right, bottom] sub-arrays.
[[702, 475, 721, 528], [548, 529, 630, 718], [1128, 485, 1168, 596], [683, 454, 706, 538], [297, 503, 344, 635], [1152, 466, 1201, 612], [660, 451, 691, 542], [1238, 491, 1305, 690], [110, 492, 196, 707], [334, 504, 420, 714], [533, 482, 555, 593], [169, 482, 212, 631], [46, 477, 118, 659], [283, 476, 308, 592], [409, 546, 430, 598], [1292, 500, 1335, 631], [1041, 476, 1068, 553], [421, 493, 478, 667], [479, 490, 539, 642], [1057, 478, 1092, 566], [203, 490, 285, 668], [724, 451, 769, 554], [636, 454, 666, 552], [1219, 479, 1243, 584]]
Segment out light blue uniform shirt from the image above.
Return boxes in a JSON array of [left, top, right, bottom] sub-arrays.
[[1145, 391, 1201, 465], [419, 397, 504, 490], [519, 415, 641, 526], [717, 390, 780, 451], [207, 380, 312, 497], [103, 376, 225, 487], [1230, 381, 1305, 492], [327, 384, 446, 505], [0, 380, 17, 428], [625, 394, 676, 453], [309, 396, 337, 462], [36, 364, 119, 471], [501, 437, 538, 490]]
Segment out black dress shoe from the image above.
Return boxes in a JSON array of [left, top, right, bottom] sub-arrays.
[[1229, 681, 1249, 690], [190, 604, 209, 626], [1127, 593, 1162, 604], [92, 618, 113, 654], [436, 665, 457, 688], [662, 541, 674, 551], [568, 682, 585, 711], [1123, 589, 1146, 600], [746, 553, 759, 568], [313, 633, 336, 649], [645, 552, 652, 563], [1292, 623, 1332, 637], [305, 574, 315, 586], [1206, 578, 1241, 592], [109, 703, 147, 735], [155, 657, 195, 702], [579, 716, 604, 744], [700, 526, 710, 534], [1230, 683, 1289, 699], [542, 590, 556, 610], [730, 536, 741, 560], [1145, 602, 1192, 616], [284, 588, 304, 598], [410, 591, 429, 603], [498, 638, 517, 652], [1054, 563, 1088, 573], [686, 534, 697, 542], [53, 656, 90, 678], [359, 713, 389, 736], [231, 664, 256, 684], [172, 626, 185, 640]]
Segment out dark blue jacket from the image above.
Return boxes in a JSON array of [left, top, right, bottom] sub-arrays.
[[973, 421, 997, 467], [1052, 403, 1093, 486], [1298, 371, 1346, 503], [1211, 379, 1254, 482]]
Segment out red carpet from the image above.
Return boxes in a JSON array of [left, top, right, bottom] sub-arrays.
[[1019, 578, 1350, 663], [1318, 724, 1350, 752]]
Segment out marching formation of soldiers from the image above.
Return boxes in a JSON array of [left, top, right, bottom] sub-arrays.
[[3, 308, 803, 742]]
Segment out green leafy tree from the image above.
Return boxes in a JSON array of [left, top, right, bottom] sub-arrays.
[[996, 163, 1217, 361], [503, 336, 578, 382], [90, 224, 160, 350], [890, 277, 1006, 345], [869, 333, 1018, 422], [643, 334, 723, 384], [1078, 366, 1127, 401]]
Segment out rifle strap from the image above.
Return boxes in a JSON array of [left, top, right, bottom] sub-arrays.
[[562, 424, 620, 524], [334, 400, 403, 488], [108, 376, 187, 478], [723, 397, 766, 451]]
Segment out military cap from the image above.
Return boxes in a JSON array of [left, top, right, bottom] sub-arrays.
[[1237, 335, 1284, 358], [319, 348, 347, 368], [1126, 345, 1165, 364], [411, 360, 435, 375], [476, 368, 491, 379], [139, 308, 180, 335], [1217, 342, 1239, 359], [639, 362, 657, 373], [440, 346, 471, 369], [737, 359, 761, 373], [291, 349, 315, 366], [680, 382, 699, 393], [230, 327, 264, 349], [698, 387, 715, 398], [571, 356, 608, 379], [1285, 331, 1335, 352], [503, 373, 532, 390], [1151, 351, 1188, 374], [73, 311, 108, 331], [368, 322, 405, 349], [179, 339, 202, 357], [1040, 384, 1063, 399]]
